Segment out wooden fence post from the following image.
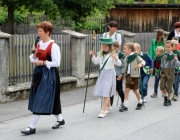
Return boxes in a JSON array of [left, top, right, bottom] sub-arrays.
[[0, 31, 11, 103]]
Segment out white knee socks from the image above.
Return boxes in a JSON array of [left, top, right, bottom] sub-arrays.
[[138, 99, 142, 104], [54, 114, 63, 122], [124, 100, 128, 107], [28, 115, 41, 129]]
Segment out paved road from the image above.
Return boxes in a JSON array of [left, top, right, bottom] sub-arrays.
[[1, 78, 180, 140]]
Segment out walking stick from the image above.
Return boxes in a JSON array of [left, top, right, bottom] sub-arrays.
[[83, 30, 96, 113], [117, 95, 120, 106]]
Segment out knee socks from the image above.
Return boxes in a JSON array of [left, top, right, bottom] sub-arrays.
[[54, 114, 63, 122], [28, 115, 41, 129]]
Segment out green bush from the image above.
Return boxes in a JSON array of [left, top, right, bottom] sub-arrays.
[[0, 7, 8, 24], [84, 21, 101, 31], [72, 21, 101, 32], [72, 22, 84, 31]]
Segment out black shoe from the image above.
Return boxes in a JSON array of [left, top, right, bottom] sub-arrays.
[[119, 106, 128, 112], [166, 99, 172, 106], [21, 127, 36, 135], [136, 103, 142, 110], [164, 97, 168, 106], [52, 119, 65, 129]]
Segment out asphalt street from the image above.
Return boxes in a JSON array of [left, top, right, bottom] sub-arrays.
[[1, 77, 180, 140]]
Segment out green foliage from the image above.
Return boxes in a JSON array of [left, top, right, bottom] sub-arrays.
[[0, 7, 7, 23], [72, 21, 101, 32], [175, 0, 180, 3], [54, 0, 114, 23], [113, 0, 128, 3], [153, 0, 162, 3], [126, 0, 135, 3], [72, 22, 84, 31], [84, 21, 101, 31], [29, 20, 41, 26], [144, 0, 151, 3], [161, 0, 168, 3]]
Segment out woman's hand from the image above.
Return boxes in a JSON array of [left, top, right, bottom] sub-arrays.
[[32, 45, 37, 59], [34, 60, 43, 66], [117, 74, 123, 81], [89, 50, 94, 57], [31, 45, 36, 52]]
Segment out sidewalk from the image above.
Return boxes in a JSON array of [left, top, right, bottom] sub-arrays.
[[1, 77, 180, 140]]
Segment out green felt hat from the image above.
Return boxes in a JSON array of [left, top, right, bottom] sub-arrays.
[[99, 37, 116, 44]]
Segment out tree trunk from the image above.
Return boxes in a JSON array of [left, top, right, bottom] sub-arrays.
[[7, 4, 15, 34]]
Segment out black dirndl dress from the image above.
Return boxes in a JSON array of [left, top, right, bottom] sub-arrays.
[[28, 44, 61, 115], [28, 66, 61, 115]]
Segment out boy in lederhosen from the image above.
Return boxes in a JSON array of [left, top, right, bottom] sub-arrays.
[[119, 43, 145, 112], [160, 40, 180, 106]]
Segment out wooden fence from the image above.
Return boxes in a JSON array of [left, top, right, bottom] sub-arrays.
[[134, 32, 156, 52], [8, 32, 158, 86], [8, 34, 71, 86], [85, 34, 102, 73]]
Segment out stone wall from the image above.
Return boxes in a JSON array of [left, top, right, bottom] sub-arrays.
[[2, 73, 98, 103], [0, 30, 99, 103]]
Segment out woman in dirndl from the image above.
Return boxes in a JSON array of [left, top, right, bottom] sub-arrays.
[[21, 21, 65, 135], [89, 38, 121, 118]]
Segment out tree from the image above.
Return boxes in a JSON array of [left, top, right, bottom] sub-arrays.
[[1, 0, 114, 34], [54, 0, 114, 23], [1, 0, 59, 34]]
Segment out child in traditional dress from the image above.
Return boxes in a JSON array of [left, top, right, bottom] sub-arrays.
[[119, 43, 145, 112], [151, 46, 164, 98], [171, 40, 180, 101], [89, 38, 121, 118], [103, 21, 122, 107], [134, 43, 154, 102], [160, 41, 180, 106], [172, 37, 180, 51], [149, 29, 165, 59], [113, 41, 125, 108], [172, 37, 180, 94]]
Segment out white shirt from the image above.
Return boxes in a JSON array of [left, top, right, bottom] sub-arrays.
[[91, 53, 121, 70], [29, 40, 61, 69], [127, 52, 134, 74], [103, 32, 122, 45], [174, 30, 180, 37]]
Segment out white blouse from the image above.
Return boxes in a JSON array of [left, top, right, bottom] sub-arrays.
[[92, 53, 121, 70], [174, 30, 180, 37], [29, 40, 61, 69], [103, 32, 122, 45]]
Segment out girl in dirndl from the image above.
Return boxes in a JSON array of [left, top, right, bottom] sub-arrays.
[[21, 21, 64, 135], [89, 38, 121, 118]]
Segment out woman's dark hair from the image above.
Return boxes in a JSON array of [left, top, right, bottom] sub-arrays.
[[174, 22, 180, 28], [37, 21, 53, 36], [155, 29, 164, 45], [125, 43, 134, 52], [109, 21, 118, 28]]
